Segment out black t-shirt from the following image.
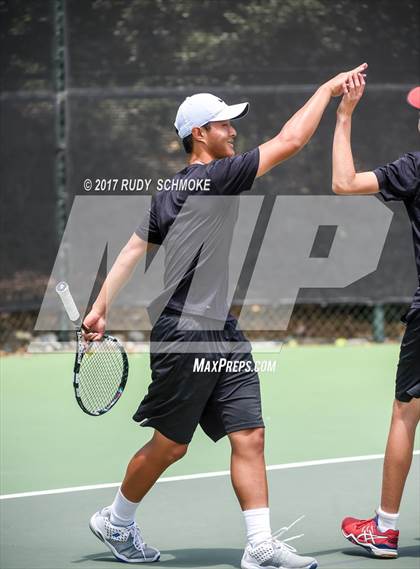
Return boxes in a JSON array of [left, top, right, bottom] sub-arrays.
[[137, 148, 260, 322], [374, 151, 420, 308]]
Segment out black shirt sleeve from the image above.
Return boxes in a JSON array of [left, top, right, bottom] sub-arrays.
[[207, 147, 260, 195], [135, 198, 162, 244], [374, 152, 420, 202]]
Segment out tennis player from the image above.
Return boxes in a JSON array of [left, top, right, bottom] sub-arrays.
[[84, 63, 367, 568], [332, 78, 420, 558]]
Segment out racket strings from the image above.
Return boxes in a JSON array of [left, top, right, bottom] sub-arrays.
[[80, 343, 123, 411], [78, 336, 126, 414]]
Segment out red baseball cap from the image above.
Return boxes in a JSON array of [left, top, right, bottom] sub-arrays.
[[407, 86, 420, 109]]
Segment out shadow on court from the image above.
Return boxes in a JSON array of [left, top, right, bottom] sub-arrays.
[[304, 545, 420, 559], [72, 554, 120, 564], [75, 549, 242, 567], [341, 545, 420, 559]]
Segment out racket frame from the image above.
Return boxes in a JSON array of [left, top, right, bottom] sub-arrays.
[[73, 329, 129, 415], [56, 281, 129, 416]]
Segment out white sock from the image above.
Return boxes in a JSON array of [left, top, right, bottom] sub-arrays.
[[110, 488, 139, 527], [377, 506, 399, 532], [243, 508, 272, 548]]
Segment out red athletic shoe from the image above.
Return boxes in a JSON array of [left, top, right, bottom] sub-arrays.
[[342, 515, 399, 558]]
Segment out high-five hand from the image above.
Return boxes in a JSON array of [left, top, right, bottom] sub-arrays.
[[337, 72, 366, 116], [327, 63, 368, 97]]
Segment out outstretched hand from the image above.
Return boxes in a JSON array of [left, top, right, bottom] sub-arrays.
[[337, 71, 366, 116], [327, 63, 368, 98], [83, 308, 106, 341]]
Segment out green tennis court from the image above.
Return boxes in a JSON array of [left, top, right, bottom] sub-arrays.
[[1, 344, 419, 568]]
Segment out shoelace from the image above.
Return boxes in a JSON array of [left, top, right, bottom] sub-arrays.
[[356, 520, 389, 543], [128, 523, 147, 553], [271, 515, 306, 553]]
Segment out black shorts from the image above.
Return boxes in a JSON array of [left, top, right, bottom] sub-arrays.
[[133, 310, 264, 444], [396, 308, 420, 402]]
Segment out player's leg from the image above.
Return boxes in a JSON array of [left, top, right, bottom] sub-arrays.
[[120, 429, 188, 503], [342, 309, 420, 558], [229, 427, 268, 510], [229, 428, 270, 549], [229, 427, 271, 558], [89, 430, 187, 563], [380, 397, 420, 513], [381, 308, 420, 516], [90, 310, 219, 563], [200, 318, 317, 568], [228, 428, 316, 569], [341, 399, 419, 559]]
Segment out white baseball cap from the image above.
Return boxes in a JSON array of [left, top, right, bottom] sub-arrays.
[[174, 93, 249, 139]]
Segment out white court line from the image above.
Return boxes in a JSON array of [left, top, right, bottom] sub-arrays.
[[1, 451, 419, 501]]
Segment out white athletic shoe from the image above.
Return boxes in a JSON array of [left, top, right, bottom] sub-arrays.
[[89, 507, 160, 563], [241, 517, 318, 569]]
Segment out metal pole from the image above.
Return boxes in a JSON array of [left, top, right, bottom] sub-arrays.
[[54, 0, 68, 337], [372, 304, 385, 343]]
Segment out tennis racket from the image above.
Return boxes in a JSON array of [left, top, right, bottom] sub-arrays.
[[56, 281, 129, 416]]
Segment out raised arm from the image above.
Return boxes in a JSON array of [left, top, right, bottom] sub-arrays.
[[83, 233, 150, 339], [332, 72, 379, 195], [257, 63, 368, 177]]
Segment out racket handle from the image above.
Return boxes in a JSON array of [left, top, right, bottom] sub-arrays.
[[56, 281, 81, 323]]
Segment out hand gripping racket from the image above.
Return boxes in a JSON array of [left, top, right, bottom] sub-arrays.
[[56, 281, 129, 416]]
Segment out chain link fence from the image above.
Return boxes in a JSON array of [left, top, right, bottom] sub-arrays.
[[0, 303, 408, 353]]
